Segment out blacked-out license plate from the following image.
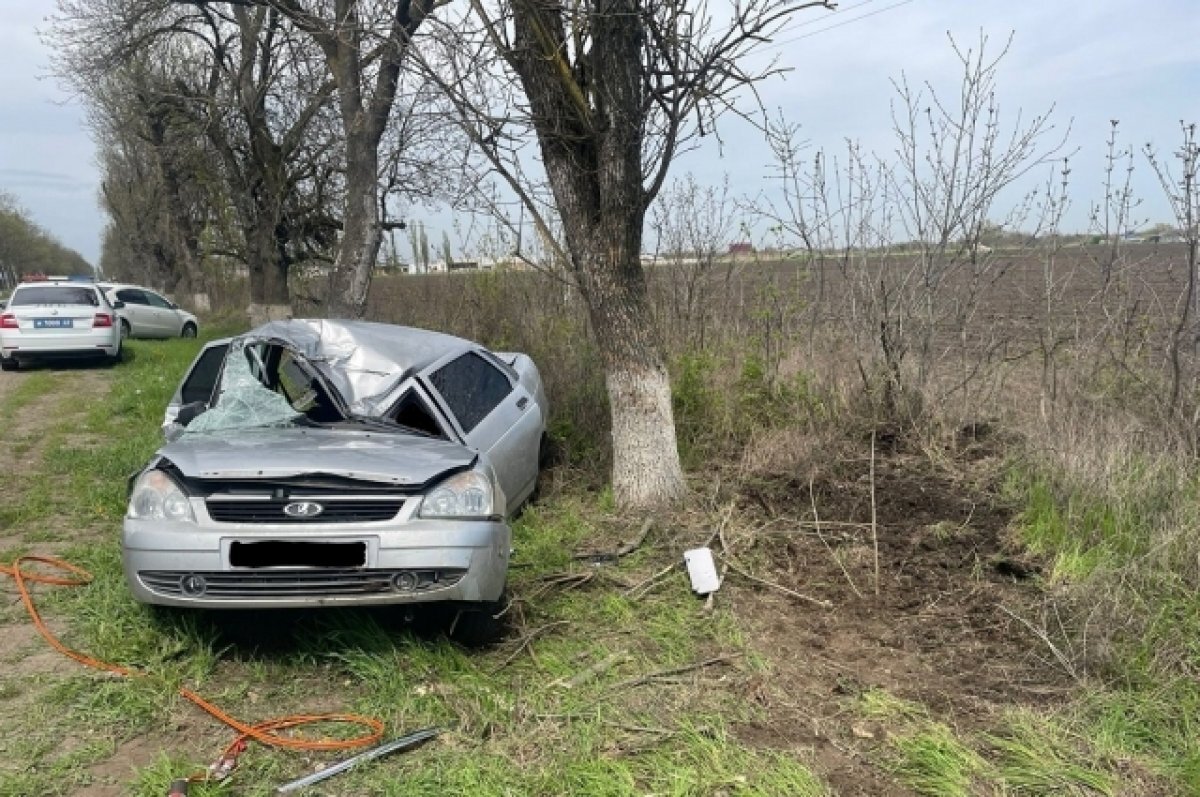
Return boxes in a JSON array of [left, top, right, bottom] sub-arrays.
[[229, 540, 367, 568]]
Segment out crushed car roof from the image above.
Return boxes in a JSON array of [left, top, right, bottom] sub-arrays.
[[246, 319, 478, 415]]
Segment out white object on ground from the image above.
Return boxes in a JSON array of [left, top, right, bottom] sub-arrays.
[[683, 547, 721, 595]]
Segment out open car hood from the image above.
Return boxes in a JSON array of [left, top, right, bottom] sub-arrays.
[[159, 427, 476, 487]]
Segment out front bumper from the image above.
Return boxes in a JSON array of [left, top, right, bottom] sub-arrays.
[[122, 513, 510, 609]]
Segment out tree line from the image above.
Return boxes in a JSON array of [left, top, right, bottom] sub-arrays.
[[0, 193, 93, 289], [48, 0, 836, 508]]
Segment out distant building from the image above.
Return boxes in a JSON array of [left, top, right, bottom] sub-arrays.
[[728, 242, 755, 256]]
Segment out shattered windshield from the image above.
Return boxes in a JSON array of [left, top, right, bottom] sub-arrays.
[[185, 339, 303, 434]]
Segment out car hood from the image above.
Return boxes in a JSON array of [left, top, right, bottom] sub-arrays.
[[157, 427, 476, 486]]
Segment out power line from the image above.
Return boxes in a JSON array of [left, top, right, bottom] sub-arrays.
[[763, 0, 917, 53], [769, 0, 883, 41]]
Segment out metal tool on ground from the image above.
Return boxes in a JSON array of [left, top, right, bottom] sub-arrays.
[[275, 727, 441, 794]]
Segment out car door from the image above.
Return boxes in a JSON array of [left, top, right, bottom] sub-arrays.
[[163, 339, 230, 428], [424, 350, 542, 513], [115, 289, 150, 336], [143, 290, 179, 337]]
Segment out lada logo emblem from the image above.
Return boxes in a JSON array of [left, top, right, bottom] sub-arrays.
[[283, 501, 324, 518]]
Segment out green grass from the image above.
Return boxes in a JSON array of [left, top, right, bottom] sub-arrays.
[[0, 371, 63, 419], [1003, 457, 1200, 794], [890, 724, 985, 797], [988, 710, 1114, 795], [7, 322, 1196, 796]]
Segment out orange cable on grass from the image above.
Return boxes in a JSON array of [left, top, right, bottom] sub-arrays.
[[1, 554, 385, 778]]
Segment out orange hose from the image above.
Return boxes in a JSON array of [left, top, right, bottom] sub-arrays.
[[1, 555, 384, 779]]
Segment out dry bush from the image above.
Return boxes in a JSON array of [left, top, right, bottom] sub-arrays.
[[991, 349, 1200, 679], [736, 425, 855, 485]]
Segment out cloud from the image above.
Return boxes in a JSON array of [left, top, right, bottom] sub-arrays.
[[0, 168, 92, 193]]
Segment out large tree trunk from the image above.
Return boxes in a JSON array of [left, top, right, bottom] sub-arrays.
[[559, 182, 686, 506], [325, 137, 381, 317], [245, 197, 292, 326], [576, 244, 686, 506], [508, 0, 687, 508]]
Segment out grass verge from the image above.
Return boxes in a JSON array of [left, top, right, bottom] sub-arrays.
[[0, 332, 829, 797]]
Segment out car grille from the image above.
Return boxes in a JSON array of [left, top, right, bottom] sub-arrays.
[[205, 497, 406, 524], [138, 568, 465, 599]]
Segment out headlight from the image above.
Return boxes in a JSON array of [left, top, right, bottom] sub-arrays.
[[128, 469, 195, 523], [419, 470, 500, 519]]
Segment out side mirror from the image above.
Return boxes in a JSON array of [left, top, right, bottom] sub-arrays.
[[170, 302, 179, 310], [113, 300, 125, 309]]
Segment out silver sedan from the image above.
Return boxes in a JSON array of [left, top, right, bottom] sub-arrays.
[[122, 320, 547, 642], [99, 283, 199, 339]]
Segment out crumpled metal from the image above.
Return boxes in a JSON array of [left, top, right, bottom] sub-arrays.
[[244, 319, 470, 416], [186, 338, 301, 434]]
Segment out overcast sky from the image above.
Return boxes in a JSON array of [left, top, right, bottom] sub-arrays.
[[1, 0, 1197, 266]]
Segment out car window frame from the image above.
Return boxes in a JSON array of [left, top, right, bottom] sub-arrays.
[[379, 378, 456, 439], [116, 288, 149, 306], [422, 348, 516, 436], [178, 341, 231, 407], [10, 284, 103, 307], [144, 291, 173, 310]]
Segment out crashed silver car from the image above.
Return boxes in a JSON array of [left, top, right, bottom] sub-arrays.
[[122, 320, 546, 639]]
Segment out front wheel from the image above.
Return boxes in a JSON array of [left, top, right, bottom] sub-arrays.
[[119, 319, 131, 339], [447, 590, 509, 648], [181, 323, 197, 339]]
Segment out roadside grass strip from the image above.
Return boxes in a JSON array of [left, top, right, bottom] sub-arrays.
[[2, 333, 830, 796], [986, 710, 1114, 795], [13, 329, 1196, 795], [0, 370, 62, 426]]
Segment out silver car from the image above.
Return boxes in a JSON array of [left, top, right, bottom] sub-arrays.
[[0, 280, 123, 370], [99, 283, 199, 339], [122, 320, 546, 641]]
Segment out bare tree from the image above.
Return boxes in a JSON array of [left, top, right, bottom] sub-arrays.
[[53, 1, 218, 302], [424, 0, 835, 507], [52, 0, 459, 318], [181, 4, 340, 322], [648, 174, 742, 351], [1146, 122, 1200, 424], [760, 33, 1066, 422], [209, 0, 448, 316], [87, 64, 218, 302]]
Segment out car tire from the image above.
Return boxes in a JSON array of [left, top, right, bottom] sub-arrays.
[[181, 323, 197, 339], [447, 589, 509, 648], [120, 319, 131, 339], [0, 357, 17, 372], [107, 347, 123, 366]]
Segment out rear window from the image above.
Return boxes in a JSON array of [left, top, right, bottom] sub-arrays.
[[11, 286, 101, 307]]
